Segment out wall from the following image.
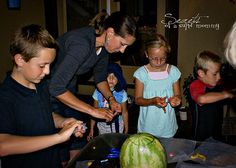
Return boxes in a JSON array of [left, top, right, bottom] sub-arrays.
[[57, 0, 67, 36], [177, 0, 236, 105], [0, 0, 45, 81]]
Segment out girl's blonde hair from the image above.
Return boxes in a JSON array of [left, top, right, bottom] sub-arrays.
[[144, 33, 171, 53]]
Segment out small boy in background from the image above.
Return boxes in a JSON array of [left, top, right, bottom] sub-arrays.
[[190, 50, 234, 141], [87, 63, 128, 141]]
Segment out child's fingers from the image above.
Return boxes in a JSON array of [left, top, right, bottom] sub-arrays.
[[72, 122, 87, 137], [87, 135, 93, 141], [170, 99, 181, 107], [162, 107, 166, 113]]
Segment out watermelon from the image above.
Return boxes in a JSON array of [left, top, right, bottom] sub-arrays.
[[120, 133, 167, 168]]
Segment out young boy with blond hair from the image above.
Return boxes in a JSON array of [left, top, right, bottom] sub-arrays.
[[190, 50, 234, 141]]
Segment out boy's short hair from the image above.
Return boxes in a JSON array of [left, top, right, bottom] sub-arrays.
[[10, 24, 58, 63], [193, 50, 222, 77]]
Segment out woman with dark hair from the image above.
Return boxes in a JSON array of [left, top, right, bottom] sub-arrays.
[[49, 11, 136, 165]]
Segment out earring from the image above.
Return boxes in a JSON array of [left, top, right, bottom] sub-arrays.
[[105, 35, 110, 44]]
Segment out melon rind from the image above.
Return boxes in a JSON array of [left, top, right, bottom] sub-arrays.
[[120, 133, 167, 168]]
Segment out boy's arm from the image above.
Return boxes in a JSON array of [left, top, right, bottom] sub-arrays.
[[0, 120, 83, 156], [52, 112, 78, 128], [196, 91, 233, 105], [189, 81, 233, 105], [89, 99, 97, 131], [87, 119, 95, 141], [52, 112, 85, 137], [87, 99, 99, 141], [121, 101, 129, 134], [89, 119, 96, 134], [0, 133, 62, 156]]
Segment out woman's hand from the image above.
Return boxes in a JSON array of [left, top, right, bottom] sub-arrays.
[[109, 97, 122, 115], [92, 107, 114, 122], [96, 81, 121, 115]]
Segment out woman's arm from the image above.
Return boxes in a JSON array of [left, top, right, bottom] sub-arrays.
[[56, 90, 113, 121], [96, 81, 122, 114]]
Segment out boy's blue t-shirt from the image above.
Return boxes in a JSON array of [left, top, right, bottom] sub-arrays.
[[92, 89, 128, 133]]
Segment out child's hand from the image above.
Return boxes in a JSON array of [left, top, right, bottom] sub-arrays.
[[154, 97, 168, 112], [60, 117, 77, 128], [58, 120, 84, 142], [87, 131, 94, 141], [168, 96, 181, 107], [72, 122, 86, 138], [225, 90, 234, 99]]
